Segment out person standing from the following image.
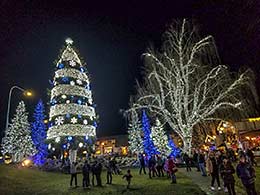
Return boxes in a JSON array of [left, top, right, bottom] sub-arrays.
[[183, 153, 192, 172], [168, 156, 177, 183], [156, 156, 164, 177], [139, 154, 146, 175], [82, 160, 90, 188], [206, 152, 221, 191], [220, 158, 236, 195], [148, 155, 157, 178], [198, 150, 207, 176], [106, 158, 113, 184], [236, 154, 257, 195], [193, 149, 200, 172], [95, 161, 103, 187], [91, 160, 97, 186], [70, 162, 78, 188]]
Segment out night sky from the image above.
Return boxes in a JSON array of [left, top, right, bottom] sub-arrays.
[[1, 0, 260, 138]]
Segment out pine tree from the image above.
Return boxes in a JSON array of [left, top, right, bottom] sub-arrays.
[[128, 110, 143, 154], [168, 136, 181, 157], [31, 100, 48, 166], [2, 101, 36, 162], [151, 118, 171, 156], [141, 110, 158, 158], [47, 38, 97, 152]]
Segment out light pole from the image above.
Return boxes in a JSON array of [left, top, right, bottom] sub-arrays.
[[5, 86, 32, 132]]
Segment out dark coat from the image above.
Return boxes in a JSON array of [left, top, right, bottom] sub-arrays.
[[220, 164, 235, 184], [236, 162, 255, 186]]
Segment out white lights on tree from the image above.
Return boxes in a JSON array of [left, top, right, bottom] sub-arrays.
[[78, 142, 83, 148], [66, 100, 70, 104], [129, 19, 254, 155], [62, 95, 67, 99], [83, 119, 88, 125], [48, 143, 51, 150], [70, 81, 75, 86], [76, 79, 83, 85], [55, 136, 61, 143], [55, 116, 64, 125], [71, 117, 78, 124], [54, 68, 89, 82]]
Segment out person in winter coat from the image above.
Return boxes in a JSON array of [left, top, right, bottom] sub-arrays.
[[183, 153, 191, 172], [168, 156, 177, 183], [106, 158, 113, 184], [70, 162, 78, 187], [156, 156, 164, 177], [82, 160, 90, 188], [206, 151, 221, 191], [95, 161, 103, 187], [148, 155, 157, 178], [220, 158, 236, 195], [139, 154, 146, 175], [198, 150, 207, 176], [236, 154, 257, 195]]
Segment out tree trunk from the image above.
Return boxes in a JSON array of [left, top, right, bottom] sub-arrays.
[[182, 136, 192, 156]]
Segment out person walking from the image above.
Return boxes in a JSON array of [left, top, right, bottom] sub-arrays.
[[198, 150, 207, 176], [70, 162, 78, 188], [139, 154, 146, 175], [206, 152, 221, 191], [122, 169, 133, 189], [236, 154, 257, 195], [220, 158, 236, 195], [82, 160, 90, 188]]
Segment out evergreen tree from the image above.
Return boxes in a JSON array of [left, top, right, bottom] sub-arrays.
[[128, 110, 143, 154], [47, 38, 97, 155], [151, 118, 171, 156], [2, 101, 36, 162], [31, 100, 48, 166], [141, 110, 157, 158], [168, 136, 181, 157]]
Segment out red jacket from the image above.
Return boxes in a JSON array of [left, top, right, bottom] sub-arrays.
[[168, 159, 176, 173]]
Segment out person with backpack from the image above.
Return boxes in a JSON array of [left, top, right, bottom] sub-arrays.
[[82, 160, 90, 188], [236, 154, 257, 195], [220, 158, 236, 195]]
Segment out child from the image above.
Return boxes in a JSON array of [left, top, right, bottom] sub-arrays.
[[122, 169, 133, 189]]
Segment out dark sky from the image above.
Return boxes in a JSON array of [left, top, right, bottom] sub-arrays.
[[0, 0, 260, 138]]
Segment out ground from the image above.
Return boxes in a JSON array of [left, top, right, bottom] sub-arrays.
[[0, 165, 205, 195], [0, 165, 259, 195]]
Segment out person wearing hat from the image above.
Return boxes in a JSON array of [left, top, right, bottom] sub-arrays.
[[236, 153, 257, 195]]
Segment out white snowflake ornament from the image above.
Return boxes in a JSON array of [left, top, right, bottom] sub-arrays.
[[61, 95, 67, 99], [69, 60, 76, 67], [76, 79, 82, 85], [70, 81, 75, 86], [55, 136, 61, 143], [66, 100, 70, 104], [71, 117, 77, 124], [55, 116, 64, 125]]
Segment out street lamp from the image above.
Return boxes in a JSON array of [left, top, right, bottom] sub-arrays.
[[5, 86, 33, 132]]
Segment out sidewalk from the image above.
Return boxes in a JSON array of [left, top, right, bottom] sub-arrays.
[[179, 168, 225, 195]]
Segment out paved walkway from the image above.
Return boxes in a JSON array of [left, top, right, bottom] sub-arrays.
[[179, 168, 225, 195]]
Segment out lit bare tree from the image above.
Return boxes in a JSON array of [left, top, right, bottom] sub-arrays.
[[129, 19, 256, 155]]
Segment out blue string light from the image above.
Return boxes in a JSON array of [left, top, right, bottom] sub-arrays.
[[58, 63, 64, 69]]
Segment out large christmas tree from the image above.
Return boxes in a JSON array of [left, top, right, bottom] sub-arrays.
[[128, 110, 143, 154], [2, 101, 36, 162], [151, 118, 171, 156], [31, 100, 48, 166], [141, 110, 158, 158], [47, 38, 97, 150]]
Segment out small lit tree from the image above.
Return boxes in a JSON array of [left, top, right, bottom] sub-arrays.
[[2, 101, 36, 162], [128, 110, 143, 154], [31, 100, 48, 166]]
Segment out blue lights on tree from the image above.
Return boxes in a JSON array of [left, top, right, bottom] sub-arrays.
[[62, 77, 69, 83], [67, 136, 73, 141], [168, 136, 181, 157], [77, 99, 82, 105], [141, 110, 158, 158], [80, 67, 85, 72], [31, 100, 48, 166]]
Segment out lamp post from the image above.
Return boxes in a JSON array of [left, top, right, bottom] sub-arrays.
[[5, 86, 32, 132]]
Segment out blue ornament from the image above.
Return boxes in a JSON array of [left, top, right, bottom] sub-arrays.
[[77, 99, 82, 105], [48, 122, 53, 128], [58, 63, 64, 69], [85, 135, 89, 140], [66, 113, 70, 118], [78, 114, 82, 119], [62, 77, 69, 83], [80, 67, 85, 72], [62, 144, 67, 149], [67, 136, 73, 141], [71, 96, 74, 99], [93, 121, 97, 128]]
